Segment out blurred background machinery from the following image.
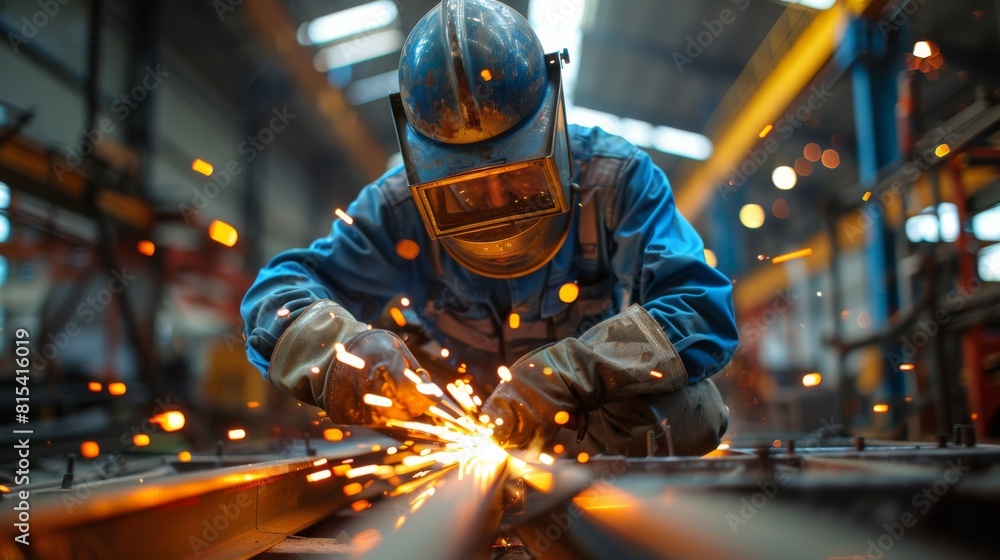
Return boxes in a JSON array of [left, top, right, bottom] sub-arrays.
[[1, 0, 1000, 558]]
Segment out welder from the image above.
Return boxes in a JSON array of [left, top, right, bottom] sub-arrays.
[[241, 0, 739, 456]]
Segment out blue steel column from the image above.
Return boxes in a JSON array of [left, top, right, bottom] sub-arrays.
[[838, 16, 907, 430]]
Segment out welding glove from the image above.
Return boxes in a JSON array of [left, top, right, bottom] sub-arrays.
[[483, 304, 688, 450], [268, 300, 437, 426]]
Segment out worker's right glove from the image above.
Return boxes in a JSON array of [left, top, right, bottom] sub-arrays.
[[482, 304, 688, 450], [268, 300, 437, 427]]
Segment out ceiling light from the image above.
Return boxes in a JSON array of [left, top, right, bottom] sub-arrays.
[[346, 70, 399, 105], [313, 29, 404, 71], [778, 0, 836, 9], [299, 0, 398, 46]]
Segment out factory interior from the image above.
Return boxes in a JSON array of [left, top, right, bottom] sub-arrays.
[[2, 0, 1000, 558]]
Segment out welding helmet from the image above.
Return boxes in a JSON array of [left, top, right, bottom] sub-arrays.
[[390, 0, 574, 279]]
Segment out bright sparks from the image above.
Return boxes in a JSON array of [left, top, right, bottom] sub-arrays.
[[771, 248, 813, 264], [151, 411, 186, 432], [335, 346, 366, 369], [108, 382, 127, 396], [335, 208, 354, 225], [553, 411, 570, 425], [324, 428, 344, 441], [363, 394, 394, 408], [137, 240, 155, 256], [873, 404, 890, 413], [81, 441, 100, 459], [208, 220, 239, 247], [88, 382, 102, 392], [558, 283, 580, 303], [900, 363, 916, 371], [498, 366, 513, 383], [802, 373, 822, 387], [508, 312, 521, 329], [404, 368, 424, 385], [228, 429, 247, 440], [307, 470, 332, 483], [416, 383, 444, 397], [390, 307, 407, 326], [191, 158, 214, 176]]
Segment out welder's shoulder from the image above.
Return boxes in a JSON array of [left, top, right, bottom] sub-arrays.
[[569, 124, 641, 190], [365, 166, 412, 206], [569, 124, 641, 163]]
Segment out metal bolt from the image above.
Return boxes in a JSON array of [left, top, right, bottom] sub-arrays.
[[661, 419, 675, 457], [61, 453, 76, 489], [937, 434, 948, 448], [646, 430, 656, 457], [786, 439, 796, 454], [963, 424, 976, 447], [304, 432, 315, 456], [216, 440, 224, 461], [854, 436, 865, 451], [953, 424, 963, 445]]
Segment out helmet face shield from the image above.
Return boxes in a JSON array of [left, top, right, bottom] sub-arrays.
[[412, 157, 566, 239], [391, 51, 573, 237]]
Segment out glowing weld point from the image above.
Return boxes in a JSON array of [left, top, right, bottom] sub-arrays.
[[538, 453, 555, 465], [363, 394, 393, 408], [336, 348, 366, 369], [335, 208, 354, 225], [498, 366, 512, 383], [307, 470, 332, 482], [403, 368, 423, 385]]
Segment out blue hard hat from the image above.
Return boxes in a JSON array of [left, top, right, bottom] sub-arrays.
[[397, 0, 548, 144]]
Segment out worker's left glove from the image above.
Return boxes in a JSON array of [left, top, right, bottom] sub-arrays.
[[268, 300, 437, 426], [482, 304, 688, 450]]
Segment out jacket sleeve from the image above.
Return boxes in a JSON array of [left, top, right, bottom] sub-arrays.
[[239, 174, 422, 380], [609, 148, 739, 382]]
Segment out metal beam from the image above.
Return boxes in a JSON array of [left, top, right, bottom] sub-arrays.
[[341, 459, 510, 560], [674, 0, 886, 221], [241, 1, 389, 182]]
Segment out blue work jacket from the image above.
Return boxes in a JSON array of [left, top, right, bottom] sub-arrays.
[[241, 125, 738, 392]]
